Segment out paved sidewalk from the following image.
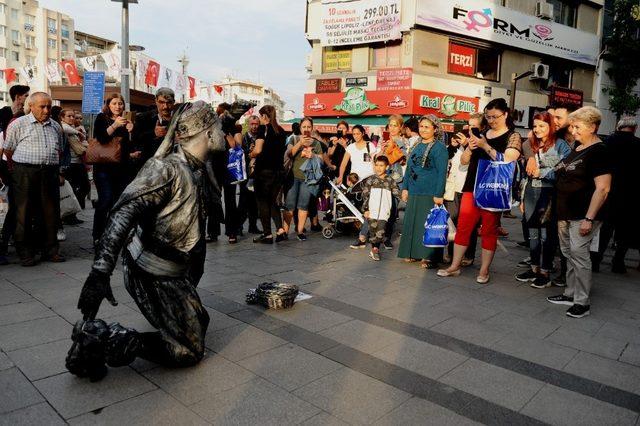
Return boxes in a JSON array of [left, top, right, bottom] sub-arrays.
[[1, 208, 640, 425]]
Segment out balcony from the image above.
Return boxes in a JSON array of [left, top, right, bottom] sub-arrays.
[[61, 29, 69, 38], [24, 23, 34, 32], [47, 27, 56, 35], [11, 40, 20, 46]]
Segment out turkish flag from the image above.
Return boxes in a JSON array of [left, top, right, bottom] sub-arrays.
[[145, 60, 160, 86], [213, 85, 223, 95], [4, 68, 17, 84], [188, 76, 196, 99], [60, 60, 81, 85]]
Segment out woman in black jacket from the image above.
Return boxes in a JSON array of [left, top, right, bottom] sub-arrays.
[[92, 93, 137, 245]]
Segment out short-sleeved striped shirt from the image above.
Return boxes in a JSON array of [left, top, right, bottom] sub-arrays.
[[2, 113, 62, 165]]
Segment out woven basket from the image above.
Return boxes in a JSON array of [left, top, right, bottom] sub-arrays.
[[246, 282, 299, 310]]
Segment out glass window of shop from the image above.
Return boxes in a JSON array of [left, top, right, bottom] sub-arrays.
[[547, 0, 577, 28], [370, 41, 401, 69], [323, 47, 352, 73], [475, 47, 501, 82], [541, 60, 572, 90]]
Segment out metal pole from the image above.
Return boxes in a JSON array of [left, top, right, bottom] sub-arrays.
[[121, 0, 130, 110], [508, 71, 533, 121]]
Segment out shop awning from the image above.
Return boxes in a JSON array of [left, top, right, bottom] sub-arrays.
[[282, 116, 464, 134]]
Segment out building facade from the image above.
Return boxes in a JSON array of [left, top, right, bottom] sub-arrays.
[[0, 0, 74, 106], [217, 77, 287, 121], [304, 0, 603, 134]]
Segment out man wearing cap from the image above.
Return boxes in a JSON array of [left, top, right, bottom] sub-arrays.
[[66, 101, 226, 381]]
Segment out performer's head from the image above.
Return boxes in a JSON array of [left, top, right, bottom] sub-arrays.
[[155, 101, 225, 161]]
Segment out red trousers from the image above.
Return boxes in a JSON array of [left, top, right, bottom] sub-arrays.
[[454, 192, 501, 251]]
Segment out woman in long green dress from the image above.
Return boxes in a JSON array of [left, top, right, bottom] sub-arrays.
[[398, 115, 448, 268]]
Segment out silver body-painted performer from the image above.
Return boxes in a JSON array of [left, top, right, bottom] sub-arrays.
[[66, 101, 226, 381]]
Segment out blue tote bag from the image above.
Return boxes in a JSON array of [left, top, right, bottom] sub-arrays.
[[423, 205, 449, 248], [474, 152, 515, 212], [226, 147, 247, 184]]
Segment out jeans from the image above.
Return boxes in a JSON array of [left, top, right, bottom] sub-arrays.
[[254, 169, 283, 235], [559, 220, 601, 306], [12, 163, 60, 259], [93, 166, 126, 242], [285, 178, 318, 211], [528, 225, 555, 272]]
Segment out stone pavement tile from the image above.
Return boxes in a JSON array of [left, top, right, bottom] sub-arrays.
[[143, 354, 255, 406], [374, 397, 482, 426], [68, 389, 208, 426], [204, 306, 243, 331], [266, 270, 319, 285], [11, 274, 82, 297], [34, 368, 156, 419], [349, 275, 414, 295], [0, 352, 13, 371], [547, 327, 627, 360], [332, 288, 412, 313], [430, 300, 501, 322], [481, 295, 549, 318], [430, 317, 504, 347], [596, 307, 640, 330], [301, 280, 362, 299], [0, 264, 63, 284], [563, 352, 640, 394], [7, 339, 69, 381], [293, 368, 411, 425], [270, 325, 340, 354], [620, 343, 640, 367], [483, 312, 559, 339], [0, 402, 65, 426], [319, 320, 405, 353], [595, 322, 640, 345], [265, 302, 352, 332], [45, 288, 137, 324], [533, 306, 606, 334], [205, 323, 287, 361], [0, 368, 44, 414], [301, 411, 350, 425], [521, 384, 638, 426], [377, 302, 455, 329], [491, 334, 578, 370], [192, 377, 320, 425], [372, 337, 468, 380], [0, 316, 70, 352], [428, 285, 498, 306], [439, 358, 544, 411], [478, 281, 538, 301], [238, 343, 342, 391], [0, 300, 56, 326], [199, 293, 245, 314], [0, 287, 32, 307], [227, 307, 287, 332]]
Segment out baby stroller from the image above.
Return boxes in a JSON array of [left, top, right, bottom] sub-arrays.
[[320, 179, 365, 239]]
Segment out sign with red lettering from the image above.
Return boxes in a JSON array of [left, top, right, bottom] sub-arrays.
[[316, 78, 341, 93], [549, 86, 583, 109], [376, 68, 412, 91], [448, 43, 476, 76]]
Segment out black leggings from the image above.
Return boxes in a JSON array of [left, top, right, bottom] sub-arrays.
[[254, 169, 283, 235]]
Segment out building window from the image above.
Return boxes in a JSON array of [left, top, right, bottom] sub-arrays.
[[542, 61, 572, 89], [371, 41, 401, 69], [10, 8, 18, 19], [0, 4, 6, 14], [47, 18, 57, 34], [475, 47, 501, 81], [547, 0, 577, 28], [61, 40, 68, 52], [11, 51, 19, 62], [48, 58, 57, 66], [25, 35, 35, 49], [0, 92, 7, 102], [0, 48, 6, 58], [11, 30, 20, 44], [0, 25, 6, 37], [61, 23, 69, 38], [323, 47, 352, 73], [48, 38, 57, 49], [24, 14, 35, 32], [26, 56, 35, 66]]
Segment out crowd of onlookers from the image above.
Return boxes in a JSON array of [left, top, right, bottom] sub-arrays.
[[0, 84, 638, 319]]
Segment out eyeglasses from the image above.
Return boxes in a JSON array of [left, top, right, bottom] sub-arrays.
[[484, 113, 505, 121]]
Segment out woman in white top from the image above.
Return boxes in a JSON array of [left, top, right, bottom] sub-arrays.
[[336, 125, 379, 183]]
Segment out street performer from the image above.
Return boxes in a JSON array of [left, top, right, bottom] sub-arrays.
[[65, 101, 226, 381]]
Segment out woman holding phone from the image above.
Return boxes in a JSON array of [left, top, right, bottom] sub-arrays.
[[336, 124, 379, 184], [92, 93, 136, 246]]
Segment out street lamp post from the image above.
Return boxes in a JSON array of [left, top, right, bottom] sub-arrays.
[[508, 70, 533, 121], [111, 0, 138, 110]]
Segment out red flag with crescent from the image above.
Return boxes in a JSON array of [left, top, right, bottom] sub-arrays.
[[188, 76, 196, 99], [145, 60, 160, 86], [3, 68, 17, 84], [214, 85, 223, 95], [60, 60, 81, 85]]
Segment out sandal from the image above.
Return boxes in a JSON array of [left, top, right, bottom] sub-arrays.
[[461, 258, 475, 267], [436, 269, 461, 277], [420, 260, 438, 269], [404, 258, 418, 263], [476, 275, 490, 284]]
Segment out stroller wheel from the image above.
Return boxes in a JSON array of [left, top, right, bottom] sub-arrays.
[[322, 226, 335, 239]]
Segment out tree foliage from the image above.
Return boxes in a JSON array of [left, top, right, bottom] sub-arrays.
[[603, 0, 640, 119]]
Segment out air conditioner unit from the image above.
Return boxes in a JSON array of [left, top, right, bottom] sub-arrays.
[[529, 62, 549, 80], [535, 0, 554, 20]]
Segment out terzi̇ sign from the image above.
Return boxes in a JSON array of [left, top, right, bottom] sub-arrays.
[[415, 0, 599, 65]]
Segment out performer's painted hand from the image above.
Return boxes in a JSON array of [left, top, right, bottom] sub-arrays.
[[77, 270, 118, 320]]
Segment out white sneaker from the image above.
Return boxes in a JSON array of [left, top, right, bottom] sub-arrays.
[[57, 229, 67, 242]]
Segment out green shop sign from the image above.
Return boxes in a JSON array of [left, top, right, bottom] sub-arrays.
[[334, 88, 378, 115], [419, 94, 477, 117]]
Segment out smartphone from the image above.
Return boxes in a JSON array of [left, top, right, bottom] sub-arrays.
[[363, 153, 372, 162], [337, 130, 343, 138], [471, 127, 481, 138], [382, 131, 390, 141], [304, 130, 311, 137], [124, 111, 135, 124]]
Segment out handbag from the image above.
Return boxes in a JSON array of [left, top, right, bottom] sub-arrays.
[[422, 205, 449, 248], [474, 152, 515, 212], [226, 147, 247, 184], [59, 180, 81, 218], [85, 136, 122, 165]]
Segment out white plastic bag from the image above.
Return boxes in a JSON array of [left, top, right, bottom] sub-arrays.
[[59, 180, 81, 218]]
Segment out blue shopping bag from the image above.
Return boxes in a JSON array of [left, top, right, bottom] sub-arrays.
[[423, 205, 449, 248], [226, 147, 247, 184], [473, 153, 515, 212]]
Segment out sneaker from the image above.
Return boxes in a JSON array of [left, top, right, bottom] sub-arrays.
[[517, 257, 531, 268], [383, 240, 393, 250], [552, 274, 567, 287], [369, 248, 380, 261], [253, 234, 273, 244], [350, 239, 366, 249], [57, 229, 67, 242], [566, 304, 590, 318], [275, 233, 288, 243], [515, 269, 537, 282], [530, 275, 552, 289], [547, 294, 574, 306], [297, 234, 307, 241]]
